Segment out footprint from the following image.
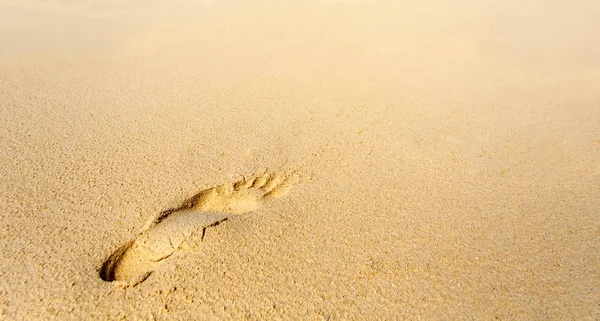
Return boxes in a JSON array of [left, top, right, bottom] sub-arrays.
[[99, 171, 299, 287]]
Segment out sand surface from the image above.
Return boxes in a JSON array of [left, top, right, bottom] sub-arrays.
[[1, 0, 599, 319]]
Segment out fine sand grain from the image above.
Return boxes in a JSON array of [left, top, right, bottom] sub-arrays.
[[1, 0, 599, 319]]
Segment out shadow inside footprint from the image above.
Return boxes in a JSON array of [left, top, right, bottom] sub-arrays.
[[99, 211, 228, 285], [99, 171, 299, 287]]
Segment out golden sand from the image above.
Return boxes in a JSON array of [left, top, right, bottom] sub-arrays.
[[1, 0, 599, 319]]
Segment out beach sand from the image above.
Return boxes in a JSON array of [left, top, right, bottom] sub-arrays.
[[1, 0, 599, 319]]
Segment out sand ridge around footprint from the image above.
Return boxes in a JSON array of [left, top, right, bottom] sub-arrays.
[[99, 171, 300, 287]]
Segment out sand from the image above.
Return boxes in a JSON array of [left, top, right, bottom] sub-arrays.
[[1, 0, 599, 319]]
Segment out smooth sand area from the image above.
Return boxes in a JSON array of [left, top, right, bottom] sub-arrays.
[[1, 0, 599, 319]]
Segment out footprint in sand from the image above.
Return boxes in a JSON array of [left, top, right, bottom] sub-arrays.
[[99, 171, 299, 287]]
